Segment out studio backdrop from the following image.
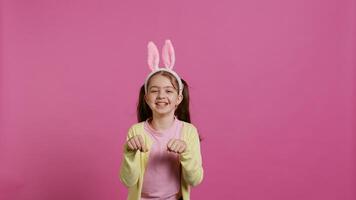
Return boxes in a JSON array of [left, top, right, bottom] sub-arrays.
[[0, 0, 355, 200]]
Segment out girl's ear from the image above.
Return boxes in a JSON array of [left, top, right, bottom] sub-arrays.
[[148, 41, 160, 71], [144, 94, 148, 104], [162, 39, 175, 70], [176, 94, 183, 106]]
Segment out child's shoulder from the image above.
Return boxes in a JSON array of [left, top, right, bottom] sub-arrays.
[[180, 121, 198, 132], [180, 121, 200, 142], [128, 122, 145, 132]]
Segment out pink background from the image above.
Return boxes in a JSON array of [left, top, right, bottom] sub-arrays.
[[1, 0, 355, 200]]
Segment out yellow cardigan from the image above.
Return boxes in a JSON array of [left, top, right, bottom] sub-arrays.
[[119, 121, 204, 200]]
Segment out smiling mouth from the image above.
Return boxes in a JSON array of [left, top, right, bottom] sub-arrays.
[[156, 102, 168, 105], [155, 102, 168, 107]]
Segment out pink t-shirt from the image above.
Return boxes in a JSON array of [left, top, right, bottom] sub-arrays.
[[141, 118, 183, 200]]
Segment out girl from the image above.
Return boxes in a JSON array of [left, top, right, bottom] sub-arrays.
[[120, 40, 204, 200]]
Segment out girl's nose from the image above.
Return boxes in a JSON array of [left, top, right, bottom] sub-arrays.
[[157, 91, 166, 98]]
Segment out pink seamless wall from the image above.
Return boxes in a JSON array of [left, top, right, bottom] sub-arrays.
[[0, 0, 355, 200]]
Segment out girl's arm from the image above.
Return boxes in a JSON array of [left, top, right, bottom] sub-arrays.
[[180, 125, 204, 186], [119, 127, 141, 187]]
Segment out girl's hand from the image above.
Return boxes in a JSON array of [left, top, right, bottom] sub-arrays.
[[167, 139, 187, 154], [126, 135, 148, 152]]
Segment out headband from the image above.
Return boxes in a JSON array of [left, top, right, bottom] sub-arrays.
[[144, 40, 183, 95]]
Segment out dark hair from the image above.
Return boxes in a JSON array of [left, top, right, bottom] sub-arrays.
[[137, 71, 190, 123]]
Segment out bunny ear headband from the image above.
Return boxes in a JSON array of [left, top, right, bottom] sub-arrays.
[[144, 39, 183, 95]]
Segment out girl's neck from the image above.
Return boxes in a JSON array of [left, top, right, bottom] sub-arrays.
[[149, 114, 175, 132]]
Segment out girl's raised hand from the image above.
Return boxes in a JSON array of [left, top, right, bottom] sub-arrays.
[[167, 139, 187, 154], [126, 135, 148, 152]]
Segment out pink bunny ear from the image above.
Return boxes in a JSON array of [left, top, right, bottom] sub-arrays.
[[147, 41, 159, 71], [162, 39, 175, 69]]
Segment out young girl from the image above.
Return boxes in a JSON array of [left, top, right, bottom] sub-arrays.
[[120, 40, 204, 200]]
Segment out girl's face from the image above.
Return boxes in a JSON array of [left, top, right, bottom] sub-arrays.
[[145, 74, 183, 117]]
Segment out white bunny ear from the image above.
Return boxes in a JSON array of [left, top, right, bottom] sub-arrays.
[[147, 41, 159, 71], [162, 39, 175, 69]]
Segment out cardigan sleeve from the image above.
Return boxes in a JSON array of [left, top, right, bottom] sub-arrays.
[[119, 126, 141, 187], [180, 125, 204, 187]]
